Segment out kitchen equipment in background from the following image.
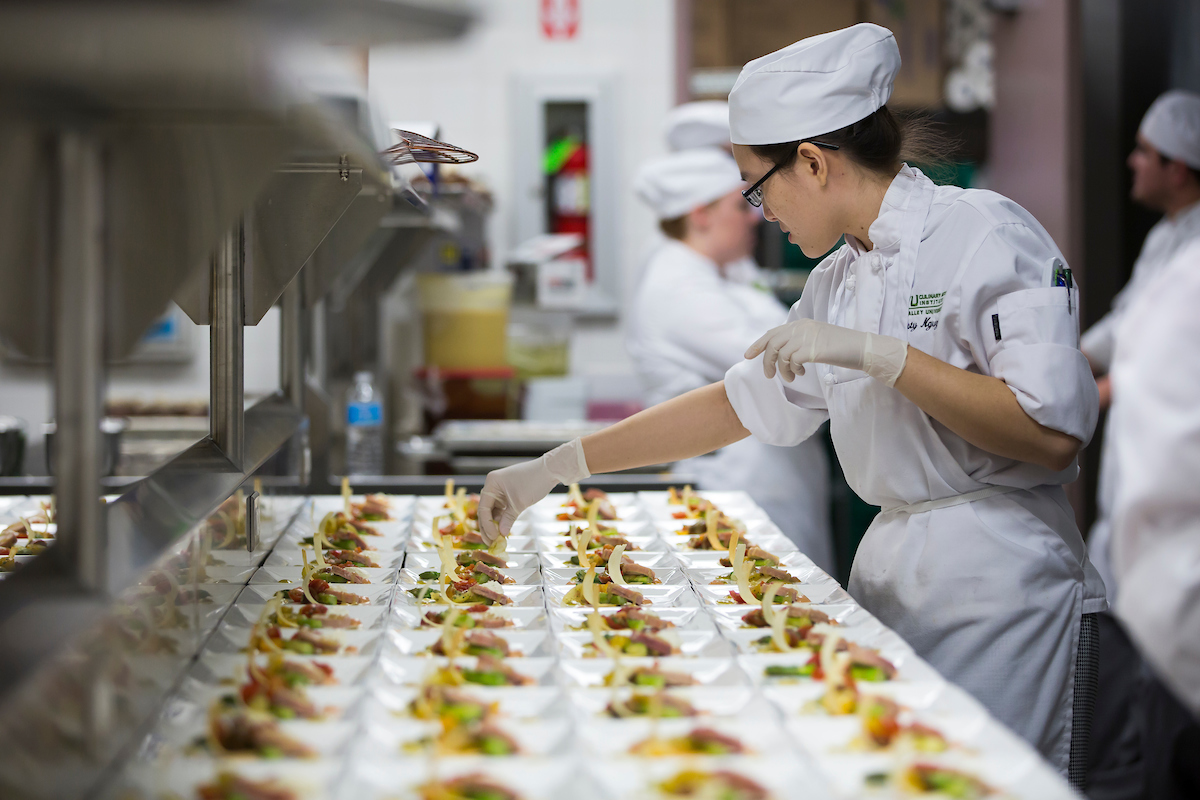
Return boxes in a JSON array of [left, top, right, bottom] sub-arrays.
[[0, 417, 26, 476], [383, 128, 480, 167], [417, 271, 513, 369], [345, 370, 385, 475], [44, 417, 129, 477], [544, 102, 591, 278], [507, 309, 571, 378], [433, 418, 603, 473], [432, 418, 669, 474], [522, 376, 586, 422], [417, 366, 518, 431], [508, 233, 588, 310], [585, 374, 644, 421]]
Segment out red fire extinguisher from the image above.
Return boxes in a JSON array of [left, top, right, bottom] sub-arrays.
[[546, 137, 591, 279]]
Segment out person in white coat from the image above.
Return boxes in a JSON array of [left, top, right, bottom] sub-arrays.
[[1084, 89, 1200, 607], [1080, 89, 1200, 796], [663, 101, 763, 287], [627, 148, 833, 571], [479, 24, 1104, 787], [1107, 239, 1200, 796]]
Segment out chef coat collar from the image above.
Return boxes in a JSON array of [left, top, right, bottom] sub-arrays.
[[660, 238, 726, 281], [845, 163, 922, 259], [1169, 196, 1200, 227]]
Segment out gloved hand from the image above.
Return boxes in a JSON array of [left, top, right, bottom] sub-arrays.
[[478, 437, 591, 544], [744, 318, 909, 386]]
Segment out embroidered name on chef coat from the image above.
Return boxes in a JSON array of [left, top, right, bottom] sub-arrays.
[[907, 291, 946, 332]]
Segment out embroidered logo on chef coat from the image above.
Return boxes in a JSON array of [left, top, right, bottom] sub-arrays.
[[907, 291, 946, 331]]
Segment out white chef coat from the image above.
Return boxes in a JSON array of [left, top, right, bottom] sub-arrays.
[[1109, 239, 1200, 718], [1084, 199, 1200, 604], [627, 240, 833, 571], [724, 165, 1106, 772]]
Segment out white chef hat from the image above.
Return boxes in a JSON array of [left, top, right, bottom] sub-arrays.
[[634, 148, 744, 220], [1140, 90, 1200, 170], [728, 23, 900, 146], [665, 101, 731, 151]]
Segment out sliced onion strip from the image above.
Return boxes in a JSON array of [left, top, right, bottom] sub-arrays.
[[587, 612, 620, 658], [607, 544, 628, 587], [440, 607, 464, 657], [300, 551, 320, 605], [762, 584, 793, 652], [583, 566, 600, 610], [575, 526, 593, 570], [732, 543, 758, 606], [705, 509, 721, 550]]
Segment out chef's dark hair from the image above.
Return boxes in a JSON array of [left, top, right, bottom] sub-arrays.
[[751, 106, 948, 177]]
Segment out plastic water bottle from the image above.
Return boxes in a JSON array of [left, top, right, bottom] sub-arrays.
[[345, 371, 384, 475]]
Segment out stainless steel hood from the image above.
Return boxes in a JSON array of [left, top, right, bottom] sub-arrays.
[[173, 101, 393, 326]]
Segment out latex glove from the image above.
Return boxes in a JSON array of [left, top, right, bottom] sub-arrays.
[[478, 438, 591, 544], [745, 318, 909, 386]]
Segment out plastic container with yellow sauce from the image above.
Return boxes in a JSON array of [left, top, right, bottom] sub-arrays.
[[417, 272, 513, 369]]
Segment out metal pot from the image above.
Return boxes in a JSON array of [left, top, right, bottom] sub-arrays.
[[0, 416, 26, 476], [44, 417, 128, 477]]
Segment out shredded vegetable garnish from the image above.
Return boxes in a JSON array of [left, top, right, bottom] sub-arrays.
[[253, 598, 286, 654], [568, 483, 586, 509], [451, 487, 468, 523], [216, 507, 237, 549], [587, 500, 600, 534], [575, 526, 593, 570], [583, 566, 600, 609], [444, 478, 455, 504], [488, 530, 508, 560], [299, 551, 320, 605], [587, 612, 620, 658], [440, 607, 464, 657], [608, 544, 628, 587], [761, 584, 793, 652], [813, 623, 848, 690], [726, 527, 740, 562], [341, 477, 351, 516], [275, 604, 299, 629], [732, 544, 759, 606], [311, 533, 328, 571], [705, 510, 721, 550]]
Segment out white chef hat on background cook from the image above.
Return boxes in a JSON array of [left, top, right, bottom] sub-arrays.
[[665, 101, 731, 151], [1140, 90, 1200, 170], [729, 23, 900, 146], [634, 148, 744, 220]]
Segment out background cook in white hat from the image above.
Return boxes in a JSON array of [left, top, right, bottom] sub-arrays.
[[1076, 89, 1200, 789], [627, 148, 833, 571], [664, 100, 768, 288], [479, 23, 1104, 786], [664, 100, 732, 152], [1081, 89, 1200, 606]]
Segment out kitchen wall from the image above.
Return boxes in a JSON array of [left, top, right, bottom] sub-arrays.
[[0, 306, 281, 471], [369, 0, 678, 382]]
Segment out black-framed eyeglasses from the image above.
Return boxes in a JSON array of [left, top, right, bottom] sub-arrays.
[[741, 140, 841, 207]]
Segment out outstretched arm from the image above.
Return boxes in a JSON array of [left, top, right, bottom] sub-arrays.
[[581, 382, 749, 473], [478, 382, 748, 541]]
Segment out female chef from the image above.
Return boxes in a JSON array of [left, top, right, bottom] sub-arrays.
[[627, 148, 833, 570], [479, 24, 1105, 783]]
